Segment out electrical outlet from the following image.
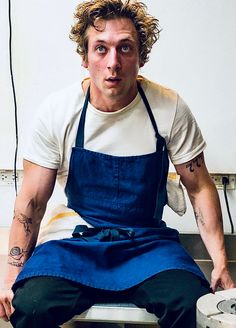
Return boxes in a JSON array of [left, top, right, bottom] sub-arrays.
[[211, 174, 236, 190], [0, 169, 23, 186]]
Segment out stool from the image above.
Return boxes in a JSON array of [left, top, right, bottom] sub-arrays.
[[62, 303, 159, 328], [197, 288, 236, 327]]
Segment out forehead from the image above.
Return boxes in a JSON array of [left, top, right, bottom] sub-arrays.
[[86, 18, 138, 44]]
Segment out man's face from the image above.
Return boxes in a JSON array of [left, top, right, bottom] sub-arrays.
[[83, 18, 144, 110]]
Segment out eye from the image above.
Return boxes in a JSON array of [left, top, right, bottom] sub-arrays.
[[96, 45, 106, 54], [120, 44, 131, 53]]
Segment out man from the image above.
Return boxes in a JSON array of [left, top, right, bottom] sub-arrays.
[[0, 1, 234, 327]]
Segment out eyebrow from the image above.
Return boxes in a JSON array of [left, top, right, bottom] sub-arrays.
[[93, 38, 136, 44]]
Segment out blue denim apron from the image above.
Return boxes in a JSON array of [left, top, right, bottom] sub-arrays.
[[14, 83, 207, 291]]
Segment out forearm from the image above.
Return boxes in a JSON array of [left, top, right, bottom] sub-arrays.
[[189, 183, 227, 269], [4, 195, 46, 287], [176, 152, 234, 290]]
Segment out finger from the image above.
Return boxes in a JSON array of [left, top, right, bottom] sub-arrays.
[[4, 299, 13, 320], [210, 278, 218, 293], [1, 292, 14, 321], [10, 303, 15, 317], [0, 303, 9, 322]]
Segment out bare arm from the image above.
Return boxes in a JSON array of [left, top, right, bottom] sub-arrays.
[[0, 160, 57, 321], [175, 152, 235, 292]]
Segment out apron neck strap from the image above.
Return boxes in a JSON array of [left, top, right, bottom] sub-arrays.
[[137, 82, 158, 136], [137, 82, 165, 152], [76, 85, 90, 148]]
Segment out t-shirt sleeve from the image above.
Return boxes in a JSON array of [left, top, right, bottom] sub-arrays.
[[23, 99, 61, 169], [167, 95, 206, 165]]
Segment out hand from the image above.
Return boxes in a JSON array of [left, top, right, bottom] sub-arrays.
[[211, 266, 235, 292], [0, 287, 14, 322]]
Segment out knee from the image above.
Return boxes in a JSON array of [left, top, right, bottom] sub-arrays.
[[11, 278, 55, 326], [150, 289, 207, 328], [142, 284, 208, 328], [144, 294, 195, 328], [12, 283, 50, 319]]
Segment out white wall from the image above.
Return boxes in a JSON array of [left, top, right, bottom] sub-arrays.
[[0, 0, 236, 232]]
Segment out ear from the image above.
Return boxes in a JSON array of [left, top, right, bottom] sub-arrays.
[[82, 59, 88, 69], [139, 61, 144, 68]]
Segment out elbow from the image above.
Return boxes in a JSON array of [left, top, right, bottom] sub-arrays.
[[14, 194, 47, 225], [29, 198, 47, 222]]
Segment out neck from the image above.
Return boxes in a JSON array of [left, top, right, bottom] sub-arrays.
[[83, 80, 138, 112]]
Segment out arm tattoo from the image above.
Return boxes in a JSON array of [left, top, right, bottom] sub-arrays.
[[186, 154, 203, 173], [194, 209, 205, 227], [8, 260, 24, 267], [9, 246, 26, 260], [8, 246, 28, 267], [14, 212, 32, 236]]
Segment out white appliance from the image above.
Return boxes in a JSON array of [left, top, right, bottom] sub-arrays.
[[197, 288, 236, 327]]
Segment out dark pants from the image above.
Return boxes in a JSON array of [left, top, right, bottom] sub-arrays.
[[10, 270, 210, 328]]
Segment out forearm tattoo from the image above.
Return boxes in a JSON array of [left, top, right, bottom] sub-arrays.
[[186, 154, 203, 173], [8, 246, 28, 267], [194, 209, 205, 227], [8, 261, 24, 267], [14, 212, 32, 236]]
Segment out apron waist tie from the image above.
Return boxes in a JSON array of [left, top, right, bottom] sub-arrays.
[[72, 225, 135, 241]]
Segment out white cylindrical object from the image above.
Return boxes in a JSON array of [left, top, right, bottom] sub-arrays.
[[197, 289, 236, 328]]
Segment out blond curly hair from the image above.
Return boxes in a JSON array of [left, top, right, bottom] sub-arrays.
[[70, 0, 161, 64]]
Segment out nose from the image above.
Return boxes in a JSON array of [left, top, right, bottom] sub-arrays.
[[107, 49, 121, 72]]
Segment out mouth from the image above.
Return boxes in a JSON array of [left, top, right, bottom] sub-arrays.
[[105, 77, 121, 82], [105, 77, 122, 88]]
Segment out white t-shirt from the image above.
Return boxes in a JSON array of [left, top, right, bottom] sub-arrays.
[[24, 76, 206, 188]]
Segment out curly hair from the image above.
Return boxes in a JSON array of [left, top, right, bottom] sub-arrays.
[[70, 0, 161, 64]]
